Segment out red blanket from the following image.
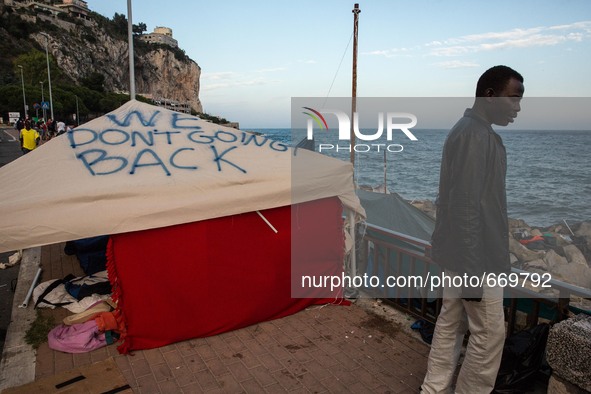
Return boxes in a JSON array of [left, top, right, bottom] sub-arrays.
[[107, 197, 347, 353]]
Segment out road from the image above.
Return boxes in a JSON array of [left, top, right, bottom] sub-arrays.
[[0, 125, 25, 355], [0, 126, 21, 166]]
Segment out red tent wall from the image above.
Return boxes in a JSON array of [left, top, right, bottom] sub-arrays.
[[107, 197, 346, 353]]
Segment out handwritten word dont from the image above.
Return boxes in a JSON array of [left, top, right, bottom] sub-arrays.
[[68, 128, 287, 152], [68, 128, 288, 177]]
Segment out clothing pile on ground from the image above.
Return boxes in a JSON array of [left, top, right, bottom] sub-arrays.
[[47, 298, 124, 353], [31, 236, 124, 354]]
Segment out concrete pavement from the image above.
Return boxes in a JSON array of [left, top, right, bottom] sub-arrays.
[[0, 242, 431, 393], [0, 125, 26, 364]]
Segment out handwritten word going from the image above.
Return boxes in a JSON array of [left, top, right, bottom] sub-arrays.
[[68, 125, 288, 177]]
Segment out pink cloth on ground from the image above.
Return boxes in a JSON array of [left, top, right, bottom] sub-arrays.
[[47, 320, 106, 353]]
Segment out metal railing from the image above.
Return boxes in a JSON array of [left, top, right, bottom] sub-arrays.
[[358, 223, 591, 334]]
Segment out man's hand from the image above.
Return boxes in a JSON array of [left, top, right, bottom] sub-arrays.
[[461, 285, 483, 302]]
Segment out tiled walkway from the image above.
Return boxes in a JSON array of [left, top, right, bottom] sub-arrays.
[[33, 243, 430, 393]]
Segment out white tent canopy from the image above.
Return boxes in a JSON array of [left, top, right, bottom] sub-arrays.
[[0, 100, 364, 253]]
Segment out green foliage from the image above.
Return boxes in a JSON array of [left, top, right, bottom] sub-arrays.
[[0, 77, 123, 124], [198, 112, 229, 125], [111, 12, 128, 38], [136, 95, 153, 104], [0, 7, 40, 82], [57, 13, 77, 24], [81, 31, 97, 44], [0, 85, 26, 119], [88, 11, 127, 40], [133, 22, 147, 35], [80, 72, 105, 93], [13, 50, 53, 85], [88, 11, 110, 30], [24, 311, 55, 350], [99, 92, 130, 114], [132, 39, 188, 62], [3, 10, 40, 37], [148, 43, 189, 62]]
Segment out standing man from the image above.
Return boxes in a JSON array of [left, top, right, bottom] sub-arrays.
[[56, 119, 66, 136], [15, 118, 24, 132], [421, 65, 524, 394], [19, 119, 40, 155], [46, 118, 55, 138]]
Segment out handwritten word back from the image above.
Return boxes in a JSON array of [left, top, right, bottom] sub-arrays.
[[67, 110, 288, 176]]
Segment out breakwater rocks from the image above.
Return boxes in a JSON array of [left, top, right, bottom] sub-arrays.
[[508, 219, 591, 293], [409, 199, 591, 299]]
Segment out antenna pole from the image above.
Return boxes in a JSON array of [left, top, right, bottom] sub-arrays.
[[127, 0, 136, 100], [350, 3, 360, 166], [383, 150, 387, 193]]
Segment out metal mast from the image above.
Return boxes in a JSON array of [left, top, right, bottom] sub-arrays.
[[127, 0, 136, 100], [350, 3, 360, 165], [40, 33, 54, 120], [17, 65, 27, 118]]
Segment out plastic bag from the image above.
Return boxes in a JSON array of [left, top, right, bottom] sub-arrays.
[[411, 319, 435, 344], [493, 323, 550, 393]]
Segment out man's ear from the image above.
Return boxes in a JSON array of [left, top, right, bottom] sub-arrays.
[[484, 87, 495, 102]]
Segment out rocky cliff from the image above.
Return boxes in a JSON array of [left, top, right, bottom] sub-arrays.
[[4, 6, 202, 113]]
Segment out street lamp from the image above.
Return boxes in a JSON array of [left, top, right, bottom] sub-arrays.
[[40, 32, 54, 120], [40, 81, 46, 121], [17, 65, 27, 118], [127, 0, 136, 100], [75, 95, 80, 126]]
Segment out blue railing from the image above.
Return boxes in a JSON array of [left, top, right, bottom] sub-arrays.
[[358, 223, 591, 334]]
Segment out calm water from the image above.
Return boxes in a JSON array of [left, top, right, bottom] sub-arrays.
[[252, 128, 591, 227]]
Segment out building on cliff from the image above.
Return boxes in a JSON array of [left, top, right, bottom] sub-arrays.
[[139, 26, 179, 48], [8, 0, 90, 19], [56, 0, 90, 19], [151, 97, 190, 114]]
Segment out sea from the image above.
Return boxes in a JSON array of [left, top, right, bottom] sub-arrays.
[[250, 128, 591, 228]]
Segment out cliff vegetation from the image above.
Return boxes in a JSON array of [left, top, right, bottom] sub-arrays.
[[0, 3, 202, 123]]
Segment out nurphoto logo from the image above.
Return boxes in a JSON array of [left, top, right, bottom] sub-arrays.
[[302, 107, 418, 153]]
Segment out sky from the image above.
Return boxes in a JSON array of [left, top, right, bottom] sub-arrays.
[[85, 0, 591, 128]]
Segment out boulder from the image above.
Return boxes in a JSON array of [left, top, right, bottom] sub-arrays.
[[547, 373, 589, 394], [523, 258, 548, 273], [546, 314, 591, 392], [547, 224, 563, 234], [574, 221, 591, 238], [511, 220, 591, 289], [509, 237, 545, 263], [530, 228, 543, 237], [552, 234, 572, 248], [563, 245, 588, 266], [509, 253, 520, 267], [571, 222, 591, 263], [508, 218, 530, 231], [544, 249, 568, 271], [551, 263, 591, 290], [570, 297, 591, 313]]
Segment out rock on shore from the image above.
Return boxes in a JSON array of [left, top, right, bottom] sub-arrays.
[[508, 218, 591, 291], [409, 199, 591, 298]]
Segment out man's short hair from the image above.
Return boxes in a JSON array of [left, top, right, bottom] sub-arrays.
[[475, 65, 523, 97]]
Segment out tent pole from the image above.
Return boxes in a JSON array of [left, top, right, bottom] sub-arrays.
[[256, 211, 278, 233], [348, 209, 357, 279], [350, 3, 360, 167], [19, 267, 42, 308]]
